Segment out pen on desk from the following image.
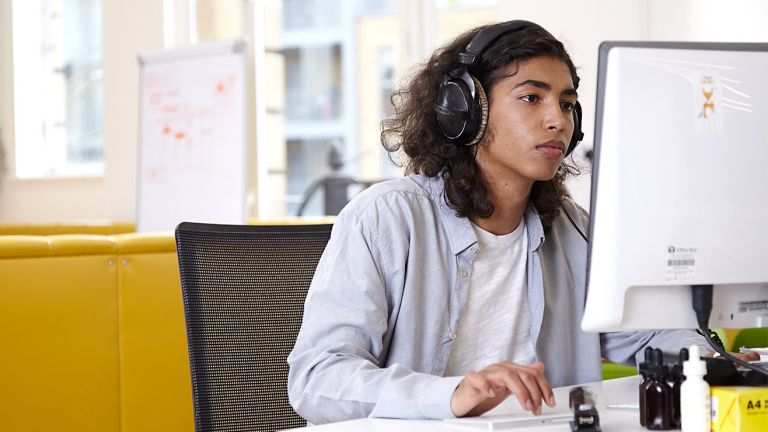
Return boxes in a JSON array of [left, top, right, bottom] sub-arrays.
[[606, 404, 639, 411]]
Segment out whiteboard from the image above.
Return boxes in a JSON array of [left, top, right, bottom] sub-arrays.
[[137, 40, 247, 232]]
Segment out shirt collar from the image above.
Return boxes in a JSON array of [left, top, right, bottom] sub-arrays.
[[420, 175, 545, 255], [419, 175, 476, 255], [524, 203, 545, 252]]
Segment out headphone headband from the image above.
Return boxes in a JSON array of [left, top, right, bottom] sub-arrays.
[[459, 20, 548, 67]]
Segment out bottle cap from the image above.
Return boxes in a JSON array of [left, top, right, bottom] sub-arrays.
[[639, 346, 653, 377], [683, 345, 707, 377], [672, 347, 689, 380], [650, 348, 667, 380]]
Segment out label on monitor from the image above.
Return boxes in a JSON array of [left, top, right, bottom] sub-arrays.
[[738, 300, 768, 313], [665, 245, 697, 281]]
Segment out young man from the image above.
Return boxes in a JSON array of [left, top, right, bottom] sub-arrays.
[[287, 20, 751, 425]]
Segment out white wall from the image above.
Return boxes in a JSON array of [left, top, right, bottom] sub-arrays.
[[647, 0, 768, 42], [0, 0, 15, 214], [102, 0, 165, 221]]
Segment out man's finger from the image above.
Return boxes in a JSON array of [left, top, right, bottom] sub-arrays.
[[527, 362, 555, 406], [499, 372, 535, 413], [517, 372, 545, 414], [465, 370, 495, 398]]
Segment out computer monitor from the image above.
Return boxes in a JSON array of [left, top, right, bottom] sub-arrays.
[[581, 41, 768, 332]]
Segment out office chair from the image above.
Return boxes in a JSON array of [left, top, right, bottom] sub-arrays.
[[731, 328, 768, 352], [175, 222, 333, 432]]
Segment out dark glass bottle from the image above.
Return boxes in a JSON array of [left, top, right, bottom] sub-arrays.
[[645, 349, 674, 430], [639, 346, 654, 427]]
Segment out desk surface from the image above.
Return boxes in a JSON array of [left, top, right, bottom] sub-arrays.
[[285, 376, 646, 432]]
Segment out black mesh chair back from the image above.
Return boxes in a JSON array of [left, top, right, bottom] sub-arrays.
[[175, 222, 333, 432]]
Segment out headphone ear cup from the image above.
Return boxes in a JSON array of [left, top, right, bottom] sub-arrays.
[[466, 75, 489, 146], [434, 69, 481, 144], [565, 101, 584, 156]]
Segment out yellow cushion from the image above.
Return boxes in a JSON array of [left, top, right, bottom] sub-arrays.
[[0, 235, 51, 257], [115, 234, 194, 432], [0, 243, 121, 431], [115, 232, 175, 254], [48, 234, 118, 256], [0, 221, 136, 235]]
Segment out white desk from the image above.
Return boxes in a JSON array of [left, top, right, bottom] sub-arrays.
[[285, 376, 647, 431]]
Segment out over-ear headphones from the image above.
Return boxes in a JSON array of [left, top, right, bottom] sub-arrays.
[[434, 20, 584, 155]]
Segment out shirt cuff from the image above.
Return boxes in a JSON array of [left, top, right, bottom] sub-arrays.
[[418, 375, 465, 419]]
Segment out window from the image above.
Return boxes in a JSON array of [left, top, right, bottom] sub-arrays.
[[12, 0, 103, 178], [281, 0, 349, 216], [283, 0, 342, 30], [270, 0, 497, 217], [378, 47, 395, 119], [286, 138, 340, 216], [435, 0, 497, 9], [284, 45, 343, 121], [378, 47, 401, 179], [359, 0, 397, 14]]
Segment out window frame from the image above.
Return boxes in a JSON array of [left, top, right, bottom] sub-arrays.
[[9, 0, 105, 179]]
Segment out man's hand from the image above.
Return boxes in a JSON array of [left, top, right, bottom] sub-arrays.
[[450, 361, 556, 418], [709, 351, 761, 362]]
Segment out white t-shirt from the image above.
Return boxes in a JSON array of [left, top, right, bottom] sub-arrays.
[[444, 220, 535, 376]]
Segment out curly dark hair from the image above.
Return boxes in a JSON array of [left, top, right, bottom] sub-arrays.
[[381, 21, 581, 229]]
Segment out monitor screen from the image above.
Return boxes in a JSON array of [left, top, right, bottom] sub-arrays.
[[581, 41, 768, 332]]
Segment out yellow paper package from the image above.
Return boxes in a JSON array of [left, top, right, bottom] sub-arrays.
[[711, 386, 768, 432]]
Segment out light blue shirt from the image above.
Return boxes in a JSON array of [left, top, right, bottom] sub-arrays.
[[287, 174, 709, 424]]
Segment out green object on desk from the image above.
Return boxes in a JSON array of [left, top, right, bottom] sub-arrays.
[[601, 361, 638, 380]]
